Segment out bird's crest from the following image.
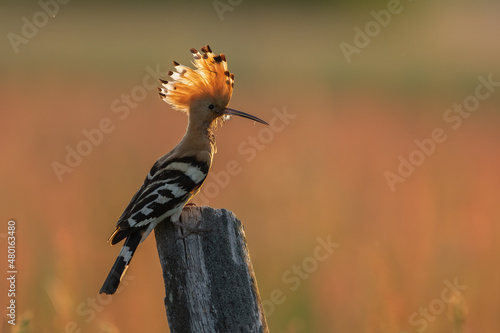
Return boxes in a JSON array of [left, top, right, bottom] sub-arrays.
[[159, 45, 234, 112]]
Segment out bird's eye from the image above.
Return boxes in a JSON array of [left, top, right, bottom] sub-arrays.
[[208, 104, 215, 110]]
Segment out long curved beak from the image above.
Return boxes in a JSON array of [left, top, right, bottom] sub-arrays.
[[224, 108, 269, 125]]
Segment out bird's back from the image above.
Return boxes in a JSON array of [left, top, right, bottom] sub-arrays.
[[110, 150, 212, 245]]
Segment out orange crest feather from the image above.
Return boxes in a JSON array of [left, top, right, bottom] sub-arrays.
[[158, 45, 234, 112]]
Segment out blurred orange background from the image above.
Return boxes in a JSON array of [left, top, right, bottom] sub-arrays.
[[1, 1, 500, 332]]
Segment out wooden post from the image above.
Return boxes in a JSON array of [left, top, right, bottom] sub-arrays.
[[154, 206, 269, 333]]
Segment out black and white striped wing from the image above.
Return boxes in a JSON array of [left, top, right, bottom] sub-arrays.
[[109, 156, 209, 245]]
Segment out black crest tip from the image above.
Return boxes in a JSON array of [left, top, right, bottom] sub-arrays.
[[201, 45, 212, 53]]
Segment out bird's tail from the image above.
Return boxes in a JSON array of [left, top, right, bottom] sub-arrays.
[[99, 232, 142, 295]]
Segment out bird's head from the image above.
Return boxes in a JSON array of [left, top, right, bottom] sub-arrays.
[[158, 45, 268, 126]]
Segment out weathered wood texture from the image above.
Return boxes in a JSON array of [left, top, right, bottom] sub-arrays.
[[154, 206, 269, 333]]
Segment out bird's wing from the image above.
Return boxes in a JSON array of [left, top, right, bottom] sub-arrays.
[[109, 156, 209, 245]]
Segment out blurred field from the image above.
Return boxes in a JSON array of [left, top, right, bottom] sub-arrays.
[[2, 1, 500, 332]]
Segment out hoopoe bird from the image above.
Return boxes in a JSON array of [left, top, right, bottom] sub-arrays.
[[99, 45, 268, 295]]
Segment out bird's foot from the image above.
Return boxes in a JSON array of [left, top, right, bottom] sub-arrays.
[[172, 220, 212, 240]]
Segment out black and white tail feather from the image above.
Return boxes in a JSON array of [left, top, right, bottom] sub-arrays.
[[99, 156, 209, 295], [99, 231, 143, 294]]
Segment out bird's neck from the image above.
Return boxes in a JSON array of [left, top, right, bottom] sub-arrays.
[[177, 116, 217, 157]]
